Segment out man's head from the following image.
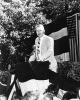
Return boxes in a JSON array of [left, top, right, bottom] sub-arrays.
[[35, 24, 45, 38]]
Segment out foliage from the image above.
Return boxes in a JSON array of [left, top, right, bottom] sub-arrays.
[[0, 0, 50, 69], [0, 0, 80, 69], [58, 61, 80, 82], [39, 0, 80, 20]]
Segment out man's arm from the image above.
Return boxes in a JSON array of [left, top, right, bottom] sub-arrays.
[[29, 39, 37, 62], [29, 51, 36, 62]]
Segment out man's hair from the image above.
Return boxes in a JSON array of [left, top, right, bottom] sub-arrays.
[[35, 24, 45, 31]]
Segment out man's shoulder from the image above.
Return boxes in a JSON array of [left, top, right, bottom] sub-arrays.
[[44, 35, 53, 40]]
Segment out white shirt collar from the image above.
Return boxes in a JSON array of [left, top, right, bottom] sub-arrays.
[[39, 34, 45, 40]]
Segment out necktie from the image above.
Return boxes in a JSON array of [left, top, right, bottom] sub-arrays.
[[36, 38, 40, 60]]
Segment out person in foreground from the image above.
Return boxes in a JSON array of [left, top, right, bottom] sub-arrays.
[[29, 24, 58, 95]]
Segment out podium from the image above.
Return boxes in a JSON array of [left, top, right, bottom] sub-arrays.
[[15, 61, 50, 82]]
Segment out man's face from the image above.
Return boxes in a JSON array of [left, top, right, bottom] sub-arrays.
[[36, 27, 45, 38]]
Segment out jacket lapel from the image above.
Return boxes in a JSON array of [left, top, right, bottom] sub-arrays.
[[40, 36, 47, 57]]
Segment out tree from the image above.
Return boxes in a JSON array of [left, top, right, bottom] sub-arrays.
[[0, 0, 50, 69], [0, 0, 80, 69]]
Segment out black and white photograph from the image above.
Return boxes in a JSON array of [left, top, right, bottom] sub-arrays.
[[0, 0, 80, 100]]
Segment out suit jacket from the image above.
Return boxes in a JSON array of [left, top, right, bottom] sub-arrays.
[[29, 35, 57, 72]]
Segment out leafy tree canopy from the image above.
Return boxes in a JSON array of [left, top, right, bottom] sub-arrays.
[[0, 0, 80, 69]]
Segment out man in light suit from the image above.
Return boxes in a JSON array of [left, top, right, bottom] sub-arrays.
[[29, 24, 57, 73], [29, 24, 59, 95]]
